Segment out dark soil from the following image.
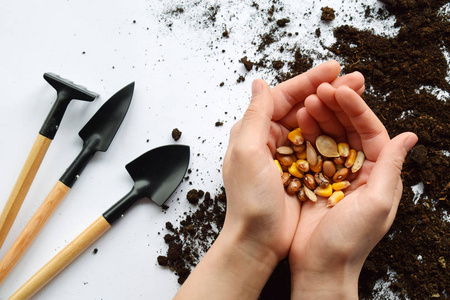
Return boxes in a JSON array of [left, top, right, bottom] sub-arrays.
[[171, 128, 182, 141], [158, 1, 449, 299]]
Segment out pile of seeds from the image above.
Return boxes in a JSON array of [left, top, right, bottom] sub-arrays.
[[275, 128, 364, 207]]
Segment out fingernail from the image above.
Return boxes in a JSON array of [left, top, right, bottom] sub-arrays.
[[252, 80, 263, 96], [404, 133, 418, 152]]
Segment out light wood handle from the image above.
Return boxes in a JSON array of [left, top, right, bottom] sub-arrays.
[[0, 134, 51, 249], [0, 181, 70, 284], [9, 216, 111, 300]]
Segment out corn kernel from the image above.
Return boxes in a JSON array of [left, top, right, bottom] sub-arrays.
[[314, 184, 333, 197], [345, 149, 357, 168], [338, 143, 350, 157], [327, 191, 345, 207], [296, 159, 310, 173], [288, 162, 304, 178], [332, 180, 351, 191], [274, 159, 283, 175], [310, 156, 323, 173], [288, 128, 304, 146], [296, 149, 307, 159]]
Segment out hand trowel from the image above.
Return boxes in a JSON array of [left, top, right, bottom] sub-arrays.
[[9, 144, 190, 300]]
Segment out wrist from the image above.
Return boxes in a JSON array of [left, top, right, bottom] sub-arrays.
[[290, 266, 360, 299], [175, 227, 280, 299], [213, 227, 280, 293]]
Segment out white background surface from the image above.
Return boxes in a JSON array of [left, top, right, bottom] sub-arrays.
[[0, 0, 402, 299]]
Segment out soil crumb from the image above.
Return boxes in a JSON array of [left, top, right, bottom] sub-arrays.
[[172, 128, 182, 141]]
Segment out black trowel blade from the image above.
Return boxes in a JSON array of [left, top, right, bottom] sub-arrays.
[[126, 145, 190, 206]]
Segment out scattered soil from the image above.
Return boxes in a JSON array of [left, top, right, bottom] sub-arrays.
[[172, 128, 182, 141], [321, 6, 336, 21], [158, 188, 226, 284], [158, 1, 449, 299]]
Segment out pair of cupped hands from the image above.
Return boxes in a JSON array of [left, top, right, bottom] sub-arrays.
[[174, 60, 418, 299]]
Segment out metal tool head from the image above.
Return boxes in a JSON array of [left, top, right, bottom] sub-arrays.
[[102, 145, 190, 225], [126, 144, 190, 206], [44, 73, 98, 101], [79, 82, 134, 152], [40, 73, 99, 139]]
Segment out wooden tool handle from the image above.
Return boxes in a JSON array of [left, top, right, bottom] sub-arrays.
[[0, 134, 51, 249], [0, 181, 70, 284], [9, 216, 111, 300]]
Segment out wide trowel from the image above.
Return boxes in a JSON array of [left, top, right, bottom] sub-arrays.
[[0, 82, 134, 285], [0, 73, 98, 250], [9, 145, 190, 300]]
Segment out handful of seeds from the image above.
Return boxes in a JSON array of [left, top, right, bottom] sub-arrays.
[[274, 128, 365, 207]]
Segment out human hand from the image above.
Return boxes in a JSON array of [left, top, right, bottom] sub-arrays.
[[288, 83, 418, 299], [174, 60, 347, 299]]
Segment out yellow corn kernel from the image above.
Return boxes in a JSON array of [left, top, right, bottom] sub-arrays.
[[296, 149, 307, 159], [296, 159, 310, 173], [274, 160, 283, 175], [327, 191, 345, 207], [288, 128, 304, 146], [332, 180, 351, 191], [345, 149, 357, 168], [310, 156, 323, 173], [314, 184, 333, 197], [338, 142, 350, 157], [288, 162, 304, 178]]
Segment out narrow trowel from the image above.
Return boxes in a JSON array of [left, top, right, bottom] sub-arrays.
[[9, 144, 190, 300]]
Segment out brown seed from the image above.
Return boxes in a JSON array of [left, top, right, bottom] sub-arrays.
[[296, 159, 310, 173], [286, 178, 302, 195], [333, 156, 345, 165], [333, 167, 349, 182], [314, 172, 330, 188], [292, 144, 306, 153], [303, 186, 317, 202], [303, 173, 316, 190], [316, 135, 340, 158], [306, 141, 318, 166], [276, 153, 294, 167], [277, 146, 294, 155], [323, 160, 336, 178], [297, 188, 307, 202], [281, 172, 291, 187]]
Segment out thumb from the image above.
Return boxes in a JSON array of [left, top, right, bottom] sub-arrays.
[[366, 132, 418, 210], [237, 79, 274, 147]]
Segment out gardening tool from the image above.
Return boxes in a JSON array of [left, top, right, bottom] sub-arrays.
[[0, 82, 134, 285], [0, 73, 98, 250], [8, 144, 190, 300]]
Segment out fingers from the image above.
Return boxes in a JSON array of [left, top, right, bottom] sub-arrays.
[[334, 86, 390, 160], [297, 107, 321, 142], [330, 71, 365, 95], [271, 60, 341, 122], [303, 94, 346, 141], [364, 132, 418, 217]]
